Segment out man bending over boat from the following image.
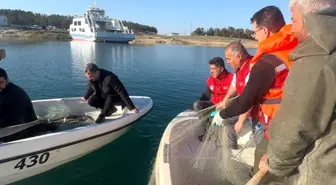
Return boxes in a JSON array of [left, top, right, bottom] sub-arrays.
[[193, 57, 234, 111], [216, 41, 258, 133], [213, 6, 298, 184], [213, 42, 261, 150], [83, 63, 139, 123]]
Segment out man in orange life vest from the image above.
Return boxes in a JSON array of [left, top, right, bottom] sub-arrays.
[[193, 57, 234, 112], [215, 5, 298, 183]]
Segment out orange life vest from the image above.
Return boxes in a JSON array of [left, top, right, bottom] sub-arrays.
[[250, 24, 298, 139]]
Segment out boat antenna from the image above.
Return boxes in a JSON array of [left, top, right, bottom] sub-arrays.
[[93, 0, 96, 8]]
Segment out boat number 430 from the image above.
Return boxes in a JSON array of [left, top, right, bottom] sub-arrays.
[[14, 152, 50, 170]]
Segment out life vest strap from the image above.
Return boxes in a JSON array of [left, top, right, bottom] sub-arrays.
[[261, 98, 282, 104]]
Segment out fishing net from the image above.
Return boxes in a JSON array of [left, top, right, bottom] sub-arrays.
[[148, 97, 264, 185], [43, 103, 72, 120], [0, 102, 96, 142], [191, 120, 252, 185], [36, 101, 96, 132], [192, 106, 265, 185]]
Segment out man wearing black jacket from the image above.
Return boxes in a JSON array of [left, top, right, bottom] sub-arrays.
[[0, 68, 50, 142], [83, 63, 138, 123], [0, 68, 37, 128]]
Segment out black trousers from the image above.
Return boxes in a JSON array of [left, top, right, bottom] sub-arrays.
[[88, 95, 126, 116]]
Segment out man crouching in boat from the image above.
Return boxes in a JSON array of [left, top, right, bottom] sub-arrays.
[[193, 57, 234, 111], [83, 63, 139, 123]]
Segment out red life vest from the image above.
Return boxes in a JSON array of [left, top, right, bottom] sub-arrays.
[[235, 57, 253, 95], [235, 56, 259, 120], [207, 72, 234, 104]]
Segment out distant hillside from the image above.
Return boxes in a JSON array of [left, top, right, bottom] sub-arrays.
[[0, 9, 72, 29], [0, 9, 158, 34], [192, 27, 254, 40]]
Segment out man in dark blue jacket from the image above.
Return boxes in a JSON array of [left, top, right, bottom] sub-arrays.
[[83, 63, 138, 123]]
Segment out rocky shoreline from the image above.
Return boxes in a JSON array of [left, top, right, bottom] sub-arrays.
[[0, 28, 72, 41], [0, 29, 257, 48], [130, 35, 257, 48]]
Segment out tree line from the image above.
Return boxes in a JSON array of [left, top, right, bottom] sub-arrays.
[[0, 9, 72, 29], [122, 21, 157, 34], [0, 9, 158, 33], [192, 27, 254, 39]]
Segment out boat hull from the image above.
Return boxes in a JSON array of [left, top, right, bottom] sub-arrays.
[[70, 31, 135, 43], [0, 126, 130, 185], [0, 96, 153, 185]]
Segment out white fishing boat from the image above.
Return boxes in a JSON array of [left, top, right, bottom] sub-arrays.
[[0, 96, 153, 185], [153, 109, 263, 185], [69, 2, 135, 43]]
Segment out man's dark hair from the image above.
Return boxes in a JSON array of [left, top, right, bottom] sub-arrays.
[[84, 63, 100, 73], [0, 68, 8, 80], [209, 57, 225, 68], [250, 6, 285, 33]]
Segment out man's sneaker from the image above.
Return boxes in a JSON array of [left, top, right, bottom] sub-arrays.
[[105, 107, 118, 117], [95, 114, 105, 123], [230, 143, 239, 150], [197, 134, 204, 142]]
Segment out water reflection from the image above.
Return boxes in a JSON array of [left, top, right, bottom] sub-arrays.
[[70, 41, 135, 75], [70, 41, 97, 73]]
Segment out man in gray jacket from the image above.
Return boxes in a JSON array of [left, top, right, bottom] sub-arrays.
[[258, 1, 336, 185]]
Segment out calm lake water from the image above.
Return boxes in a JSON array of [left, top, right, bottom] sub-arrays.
[[0, 40, 256, 185]]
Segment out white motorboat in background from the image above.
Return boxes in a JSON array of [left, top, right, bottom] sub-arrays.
[[69, 2, 135, 43]]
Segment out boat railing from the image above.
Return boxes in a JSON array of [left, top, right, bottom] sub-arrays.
[[73, 15, 85, 19], [90, 16, 108, 22]]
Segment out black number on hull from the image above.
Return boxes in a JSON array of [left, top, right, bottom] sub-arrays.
[[14, 158, 26, 170], [26, 155, 38, 168], [14, 152, 50, 170], [39, 152, 50, 164]]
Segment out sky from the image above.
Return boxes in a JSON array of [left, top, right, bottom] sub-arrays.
[[1, 0, 292, 35]]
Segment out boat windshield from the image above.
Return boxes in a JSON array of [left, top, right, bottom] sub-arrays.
[[88, 10, 105, 17]]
